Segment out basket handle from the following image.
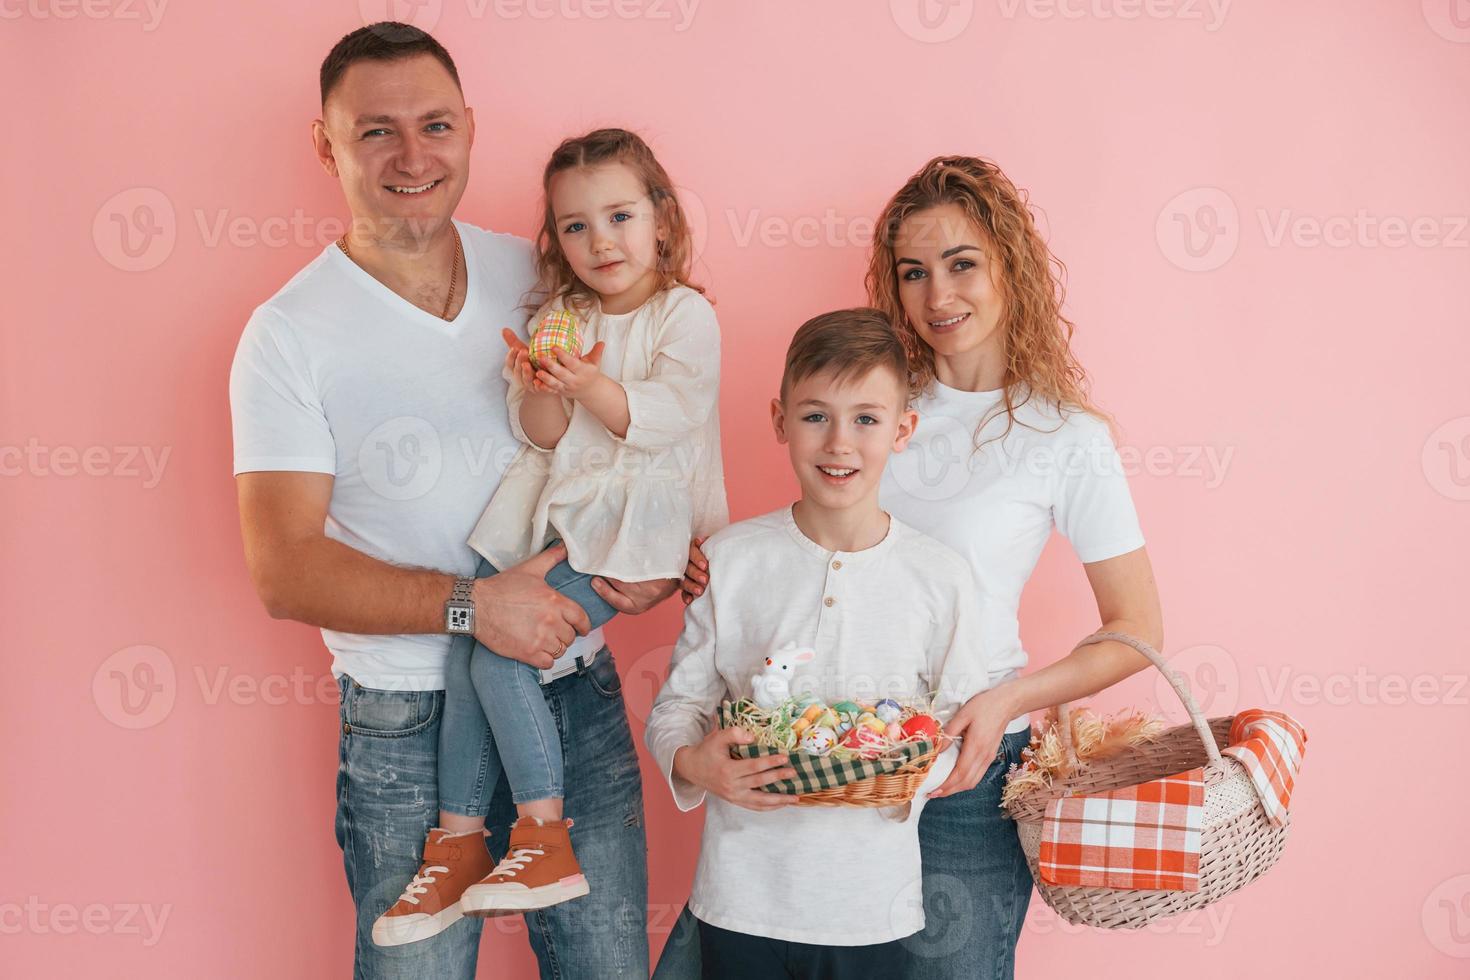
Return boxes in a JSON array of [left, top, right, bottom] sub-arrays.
[[1058, 631, 1223, 768]]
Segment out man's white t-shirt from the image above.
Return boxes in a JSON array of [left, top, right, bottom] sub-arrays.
[[229, 219, 604, 690], [880, 382, 1146, 734]]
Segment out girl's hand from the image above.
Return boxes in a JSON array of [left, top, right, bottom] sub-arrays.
[[533, 343, 608, 399], [672, 727, 798, 812], [680, 536, 709, 606], [501, 328, 545, 392], [927, 687, 1016, 798]]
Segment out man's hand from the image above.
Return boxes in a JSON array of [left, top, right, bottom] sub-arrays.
[[473, 544, 592, 670], [590, 574, 678, 615], [672, 727, 798, 812]]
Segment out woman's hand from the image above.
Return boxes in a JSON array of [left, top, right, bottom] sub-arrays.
[[680, 537, 709, 606], [533, 343, 608, 399], [928, 686, 1018, 798], [673, 727, 798, 812]]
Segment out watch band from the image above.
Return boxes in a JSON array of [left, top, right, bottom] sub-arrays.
[[445, 576, 476, 634]]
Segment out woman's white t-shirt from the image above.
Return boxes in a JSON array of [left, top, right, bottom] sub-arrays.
[[879, 382, 1146, 734]]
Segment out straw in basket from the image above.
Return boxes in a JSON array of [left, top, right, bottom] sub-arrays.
[[719, 700, 946, 808], [1003, 631, 1293, 929]]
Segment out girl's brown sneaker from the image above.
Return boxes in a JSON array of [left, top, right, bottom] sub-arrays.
[[461, 817, 589, 915], [371, 828, 494, 946]]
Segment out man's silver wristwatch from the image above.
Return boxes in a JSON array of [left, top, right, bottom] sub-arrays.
[[445, 577, 476, 635]]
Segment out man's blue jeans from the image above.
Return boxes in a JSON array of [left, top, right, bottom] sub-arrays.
[[335, 650, 649, 979], [650, 726, 1035, 980]]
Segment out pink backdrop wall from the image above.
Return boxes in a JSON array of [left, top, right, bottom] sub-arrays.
[[4, 2, 1467, 976]]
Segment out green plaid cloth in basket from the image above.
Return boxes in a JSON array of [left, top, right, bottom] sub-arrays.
[[718, 701, 935, 795]]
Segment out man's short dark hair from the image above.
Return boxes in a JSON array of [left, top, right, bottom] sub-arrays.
[[320, 22, 462, 107]]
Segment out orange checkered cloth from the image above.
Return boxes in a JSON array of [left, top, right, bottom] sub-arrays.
[[1038, 768, 1206, 891], [1221, 708, 1307, 828]]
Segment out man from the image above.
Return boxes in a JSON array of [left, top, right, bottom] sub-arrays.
[[229, 23, 671, 978]]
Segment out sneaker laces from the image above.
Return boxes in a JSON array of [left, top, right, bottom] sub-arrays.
[[397, 864, 449, 906], [489, 847, 544, 879]]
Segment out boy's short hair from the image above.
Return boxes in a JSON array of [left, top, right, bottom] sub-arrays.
[[780, 308, 911, 405]]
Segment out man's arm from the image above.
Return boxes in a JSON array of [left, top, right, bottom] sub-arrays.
[[236, 471, 590, 669]]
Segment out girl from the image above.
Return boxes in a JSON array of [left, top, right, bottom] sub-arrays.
[[670, 156, 1162, 980], [374, 128, 727, 947]]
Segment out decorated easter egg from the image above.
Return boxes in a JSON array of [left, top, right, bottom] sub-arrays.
[[799, 703, 825, 725], [837, 719, 853, 736], [792, 718, 812, 738], [885, 722, 903, 741], [832, 700, 863, 717], [799, 726, 836, 756], [840, 726, 888, 759], [874, 699, 903, 724], [814, 709, 839, 731], [858, 714, 886, 734], [529, 309, 582, 369], [901, 714, 940, 743]]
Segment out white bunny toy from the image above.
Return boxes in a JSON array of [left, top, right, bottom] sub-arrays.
[[752, 641, 816, 711]]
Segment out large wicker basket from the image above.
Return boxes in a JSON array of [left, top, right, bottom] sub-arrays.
[[1003, 631, 1291, 929]]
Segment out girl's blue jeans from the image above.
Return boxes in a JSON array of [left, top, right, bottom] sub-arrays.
[[437, 547, 619, 812]]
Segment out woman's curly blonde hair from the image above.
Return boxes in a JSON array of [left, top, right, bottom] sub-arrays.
[[529, 127, 704, 315], [865, 155, 1108, 445]]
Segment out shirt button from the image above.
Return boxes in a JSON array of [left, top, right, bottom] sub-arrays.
[[824, 596, 836, 607], [831, 560, 842, 570]]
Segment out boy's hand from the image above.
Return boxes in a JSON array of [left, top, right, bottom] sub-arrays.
[[533, 343, 608, 399], [673, 727, 798, 812]]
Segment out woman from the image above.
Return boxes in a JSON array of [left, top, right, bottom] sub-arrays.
[[660, 156, 1163, 980]]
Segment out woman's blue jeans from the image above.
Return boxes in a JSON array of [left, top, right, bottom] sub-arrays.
[[438, 550, 619, 811]]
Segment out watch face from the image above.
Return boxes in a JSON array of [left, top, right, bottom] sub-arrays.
[[447, 606, 473, 633]]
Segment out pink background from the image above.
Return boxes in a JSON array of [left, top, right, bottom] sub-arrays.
[[4, 1, 1468, 976]]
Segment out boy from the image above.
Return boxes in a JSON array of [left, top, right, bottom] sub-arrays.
[[644, 308, 990, 978]]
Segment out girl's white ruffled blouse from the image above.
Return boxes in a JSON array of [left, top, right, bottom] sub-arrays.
[[469, 285, 728, 581]]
